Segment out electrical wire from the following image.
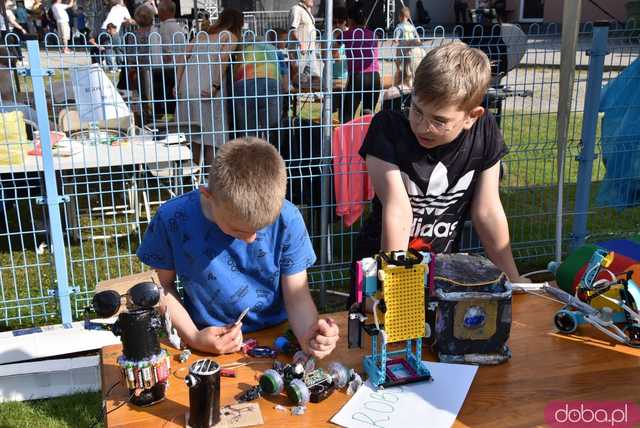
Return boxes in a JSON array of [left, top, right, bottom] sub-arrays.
[[433, 272, 506, 287], [522, 289, 566, 306], [221, 360, 275, 370], [522, 269, 551, 278]]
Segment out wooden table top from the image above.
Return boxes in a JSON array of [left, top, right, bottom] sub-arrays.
[[101, 294, 640, 428]]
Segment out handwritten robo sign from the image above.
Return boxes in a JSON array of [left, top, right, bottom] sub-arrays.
[[71, 65, 131, 126], [331, 361, 478, 428]]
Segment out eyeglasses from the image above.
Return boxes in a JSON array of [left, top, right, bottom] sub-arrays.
[[92, 282, 161, 318], [409, 101, 456, 134]]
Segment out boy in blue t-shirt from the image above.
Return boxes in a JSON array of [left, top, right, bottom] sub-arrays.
[[137, 138, 339, 357]]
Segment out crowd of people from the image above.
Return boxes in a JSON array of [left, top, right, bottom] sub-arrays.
[[0, 0, 431, 166]]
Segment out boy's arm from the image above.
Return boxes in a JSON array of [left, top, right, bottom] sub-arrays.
[[282, 270, 339, 359], [470, 162, 527, 282], [367, 155, 413, 252], [156, 268, 242, 354]]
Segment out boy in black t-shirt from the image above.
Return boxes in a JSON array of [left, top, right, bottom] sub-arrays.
[[353, 41, 527, 304]]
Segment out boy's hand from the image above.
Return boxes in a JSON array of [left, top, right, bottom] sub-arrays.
[[193, 323, 243, 355], [304, 318, 339, 359]]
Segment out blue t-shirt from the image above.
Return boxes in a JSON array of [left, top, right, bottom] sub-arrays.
[[136, 190, 316, 332]]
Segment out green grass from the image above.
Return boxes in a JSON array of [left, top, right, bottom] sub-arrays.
[[0, 392, 102, 428]]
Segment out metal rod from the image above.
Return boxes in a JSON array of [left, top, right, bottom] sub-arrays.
[[26, 40, 75, 324], [554, 0, 582, 262], [319, 0, 334, 310], [570, 22, 609, 250]]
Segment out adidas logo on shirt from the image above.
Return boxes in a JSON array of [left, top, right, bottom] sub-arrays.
[[403, 162, 475, 216], [402, 162, 475, 245]]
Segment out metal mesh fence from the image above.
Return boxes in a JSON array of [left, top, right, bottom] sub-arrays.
[[0, 20, 638, 327]]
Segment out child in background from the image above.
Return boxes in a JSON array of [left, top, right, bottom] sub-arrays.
[[393, 6, 419, 43]]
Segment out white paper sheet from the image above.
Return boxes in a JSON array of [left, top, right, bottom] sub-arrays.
[[331, 361, 478, 428]]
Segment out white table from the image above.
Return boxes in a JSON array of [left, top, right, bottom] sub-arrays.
[[0, 140, 193, 240]]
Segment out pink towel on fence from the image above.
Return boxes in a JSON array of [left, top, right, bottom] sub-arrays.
[[333, 114, 375, 226]]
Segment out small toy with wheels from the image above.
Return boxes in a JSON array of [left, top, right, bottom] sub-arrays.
[[239, 352, 352, 406], [546, 247, 640, 347]]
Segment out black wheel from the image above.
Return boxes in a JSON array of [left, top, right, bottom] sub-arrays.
[[554, 310, 578, 333], [624, 324, 640, 348]]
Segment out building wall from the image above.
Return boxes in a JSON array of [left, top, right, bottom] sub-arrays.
[[543, 0, 627, 23], [408, 0, 628, 24], [408, 0, 455, 25]]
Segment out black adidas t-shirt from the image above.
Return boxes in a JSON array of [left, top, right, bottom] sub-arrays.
[[355, 110, 507, 258]]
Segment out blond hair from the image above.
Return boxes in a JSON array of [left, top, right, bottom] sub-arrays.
[[413, 41, 491, 111], [208, 138, 287, 230], [399, 6, 411, 20], [395, 45, 426, 87]]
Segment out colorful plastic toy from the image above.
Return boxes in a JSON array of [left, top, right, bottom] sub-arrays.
[[348, 250, 432, 388], [547, 248, 640, 347]]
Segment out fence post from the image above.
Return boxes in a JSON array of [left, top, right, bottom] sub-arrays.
[[319, 0, 334, 309], [570, 22, 609, 251], [25, 40, 74, 324], [554, 0, 582, 262]]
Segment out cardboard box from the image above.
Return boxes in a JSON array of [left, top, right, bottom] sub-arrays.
[[95, 270, 160, 296]]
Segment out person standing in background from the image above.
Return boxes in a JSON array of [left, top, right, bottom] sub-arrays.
[[339, 6, 381, 124], [150, 0, 186, 116], [454, 0, 468, 25], [101, 0, 134, 32], [289, 0, 320, 79], [175, 8, 243, 165], [51, 0, 73, 53], [4, 0, 26, 61], [394, 6, 419, 42], [14, 1, 33, 35], [101, 0, 135, 75]]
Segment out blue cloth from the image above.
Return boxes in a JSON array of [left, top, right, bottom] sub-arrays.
[[596, 57, 640, 209], [137, 190, 316, 332], [232, 78, 282, 138]]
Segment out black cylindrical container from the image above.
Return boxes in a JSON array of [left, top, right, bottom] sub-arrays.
[[114, 309, 162, 361], [186, 359, 221, 428]]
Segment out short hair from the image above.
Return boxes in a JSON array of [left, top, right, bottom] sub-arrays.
[[399, 6, 411, 19], [158, 0, 175, 16], [134, 4, 155, 27], [208, 138, 287, 230], [413, 41, 491, 111], [106, 22, 117, 31]]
